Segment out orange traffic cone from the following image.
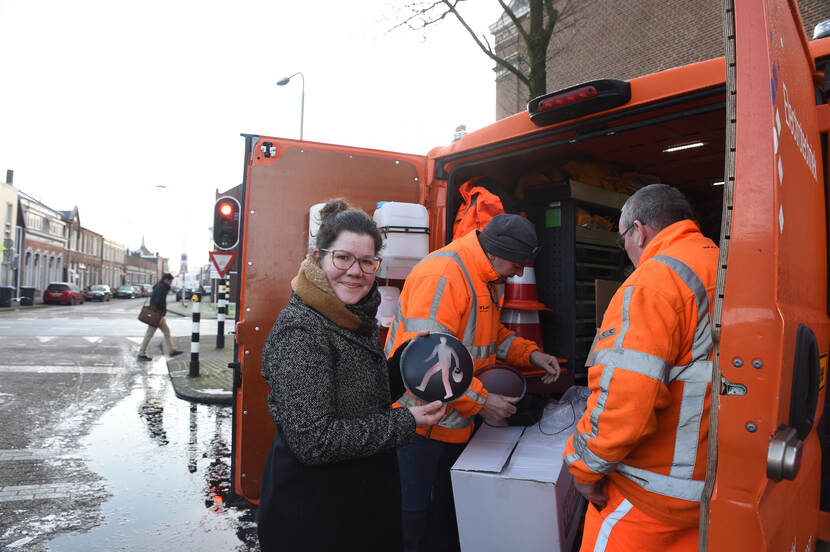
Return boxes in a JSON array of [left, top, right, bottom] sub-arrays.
[[501, 265, 550, 347]]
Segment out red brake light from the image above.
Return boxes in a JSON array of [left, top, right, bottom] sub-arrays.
[[537, 85, 598, 112], [527, 79, 631, 127]]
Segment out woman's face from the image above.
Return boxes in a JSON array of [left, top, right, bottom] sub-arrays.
[[314, 230, 377, 305]]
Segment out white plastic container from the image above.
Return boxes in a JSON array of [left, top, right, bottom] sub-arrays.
[[308, 202, 326, 252], [373, 202, 429, 279], [376, 285, 400, 327]]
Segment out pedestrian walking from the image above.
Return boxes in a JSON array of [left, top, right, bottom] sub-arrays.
[[137, 273, 184, 362]]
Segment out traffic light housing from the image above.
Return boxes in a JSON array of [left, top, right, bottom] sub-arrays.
[[213, 196, 241, 250]]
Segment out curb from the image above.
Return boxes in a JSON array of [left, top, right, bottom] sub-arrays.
[[167, 359, 233, 406], [0, 303, 51, 313], [169, 374, 233, 405], [165, 333, 234, 406]]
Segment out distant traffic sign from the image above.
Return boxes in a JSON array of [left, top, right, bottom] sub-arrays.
[[209, 251, 237, 278]]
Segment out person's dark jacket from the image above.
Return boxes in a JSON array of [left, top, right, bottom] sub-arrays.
[[149, 279, 170, 315], [257, 258, 414, 551]]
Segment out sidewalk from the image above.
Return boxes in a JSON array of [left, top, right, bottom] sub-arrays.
[[165, 335, 234, 406], [165, 299, 237, 319], [0, 302, 50, 313]]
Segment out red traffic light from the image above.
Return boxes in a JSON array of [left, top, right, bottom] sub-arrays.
[[213, 196, 241, 250]]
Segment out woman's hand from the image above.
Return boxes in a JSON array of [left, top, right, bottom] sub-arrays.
[[409, 400, 444, 428]]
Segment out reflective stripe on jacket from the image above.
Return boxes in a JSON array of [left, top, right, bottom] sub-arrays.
[[385, 230, 540, 443], [564, 220, 718, 527]]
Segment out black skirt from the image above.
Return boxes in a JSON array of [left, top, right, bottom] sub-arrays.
[[257, 427, 403, 552]]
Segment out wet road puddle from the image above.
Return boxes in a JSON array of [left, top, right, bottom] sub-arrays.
[[49, 370, 257, 551]]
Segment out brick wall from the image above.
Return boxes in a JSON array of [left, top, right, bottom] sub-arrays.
[[495, 0, 830, 119]]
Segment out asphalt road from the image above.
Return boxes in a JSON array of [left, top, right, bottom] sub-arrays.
[[0, 297, 257, 551]]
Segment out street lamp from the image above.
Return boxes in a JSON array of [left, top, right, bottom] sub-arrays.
[[276, 71, 305, 141]]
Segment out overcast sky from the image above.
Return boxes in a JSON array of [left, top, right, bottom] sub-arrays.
[[0, 0, 504, 271]]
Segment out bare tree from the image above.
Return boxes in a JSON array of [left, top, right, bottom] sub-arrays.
[[392, 0, 581, 101]]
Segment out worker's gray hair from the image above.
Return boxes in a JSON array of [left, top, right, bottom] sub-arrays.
[[620, 184, 695, 231]]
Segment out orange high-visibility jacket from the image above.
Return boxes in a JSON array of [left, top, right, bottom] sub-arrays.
[[385, 231, 540, 443], [564, 220, 718, 527], [452, 178, 505, 241]]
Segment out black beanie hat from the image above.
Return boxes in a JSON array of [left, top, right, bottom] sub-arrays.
[[478, 214, 539, 264]]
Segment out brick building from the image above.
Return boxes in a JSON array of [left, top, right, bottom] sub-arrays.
[[102, 238, 127, 290], [492, 0, 830, 119], [18, 191, 68, 299], [77, 227, 103, 289], [0, 170, 19, 288], [125, 238, 165, 286], [9, 177, 167, 301]]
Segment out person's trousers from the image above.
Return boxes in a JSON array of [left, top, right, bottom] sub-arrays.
[[580, 480, 698, 552], [138, 317, 172, 355], [396, 434, 466, 552]]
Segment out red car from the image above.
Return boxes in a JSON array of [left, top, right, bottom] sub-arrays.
[[44, 282, 85, 305]]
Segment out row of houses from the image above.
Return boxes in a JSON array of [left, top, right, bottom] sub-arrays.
[[0, 170, 168, 301]]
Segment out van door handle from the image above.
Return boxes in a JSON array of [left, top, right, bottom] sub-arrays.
[[766, 425, 802, 481]]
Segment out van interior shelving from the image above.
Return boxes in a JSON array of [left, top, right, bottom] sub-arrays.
[[441, 87, 728, 382]]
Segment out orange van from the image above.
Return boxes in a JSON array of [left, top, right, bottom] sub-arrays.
[[228, 0, 829, 548]]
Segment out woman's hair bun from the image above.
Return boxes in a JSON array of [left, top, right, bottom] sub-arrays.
[[318, 198, 351, 225]]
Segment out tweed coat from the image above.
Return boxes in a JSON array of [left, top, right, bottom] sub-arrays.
[[257, 259, 415, 551]]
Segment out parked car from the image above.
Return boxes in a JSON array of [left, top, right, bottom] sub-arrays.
[[114, 285, 137, 299], [136, 284, 151, 297], [44, 282, 85, 305], [84, 284, 112, 302]]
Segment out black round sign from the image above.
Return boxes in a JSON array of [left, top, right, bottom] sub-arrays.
[[400, 333, 474, 403]]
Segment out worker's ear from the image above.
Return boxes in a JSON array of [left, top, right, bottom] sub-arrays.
[[311, 249, 321, 264], [633, 220, 648, 248]]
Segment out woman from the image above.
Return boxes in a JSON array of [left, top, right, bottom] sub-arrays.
[[257, 199, 443, 552]]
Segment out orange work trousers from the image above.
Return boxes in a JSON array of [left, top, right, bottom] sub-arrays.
[[580, 481, 698, 552]]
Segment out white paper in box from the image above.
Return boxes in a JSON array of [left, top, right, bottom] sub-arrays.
[[451, 402, 586, 552]]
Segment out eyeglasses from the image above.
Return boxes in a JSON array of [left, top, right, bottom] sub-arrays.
[[616, 224, 634, 249], [320, 249, 382, 274]]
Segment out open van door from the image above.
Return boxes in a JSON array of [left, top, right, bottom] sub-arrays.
[[705, 0, 828, 549], [231, 135, 426, 502]]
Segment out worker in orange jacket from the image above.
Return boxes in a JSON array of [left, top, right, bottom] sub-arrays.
[[385, 214, 562, 551], [564, 184, 718, 552]]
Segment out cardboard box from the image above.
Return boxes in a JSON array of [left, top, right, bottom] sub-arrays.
[[451, 413, 585, 551]]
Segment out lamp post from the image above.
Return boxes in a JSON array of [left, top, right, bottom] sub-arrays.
[[276, 71, 305, 141]]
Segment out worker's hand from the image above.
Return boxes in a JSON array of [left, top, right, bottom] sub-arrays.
[[416, 330, 430, 338], [409, 400, 444, 428], [530, 350, 562, 384], [479, 393, 520, 423], [574, 480, 608, 511]]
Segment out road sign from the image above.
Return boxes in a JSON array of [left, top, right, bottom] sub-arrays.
[[209, 251, 237, 278]]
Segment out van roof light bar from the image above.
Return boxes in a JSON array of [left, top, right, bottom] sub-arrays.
[[528, 79, 631, 127]]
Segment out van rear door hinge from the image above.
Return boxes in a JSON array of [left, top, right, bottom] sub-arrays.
[[720, 375, 747, 396]]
